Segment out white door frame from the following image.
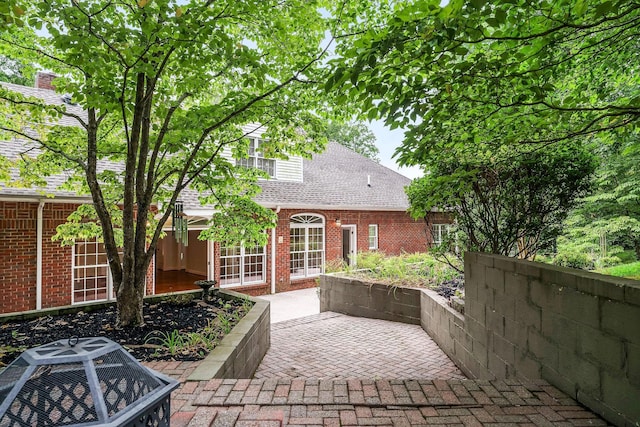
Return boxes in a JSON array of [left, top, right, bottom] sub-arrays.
[[207, 239, 215, 280], [341, 225, 357, 267]]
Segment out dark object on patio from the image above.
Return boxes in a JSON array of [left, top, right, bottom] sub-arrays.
[[0, 337, 178, 426], [195, 280, 218, 301]]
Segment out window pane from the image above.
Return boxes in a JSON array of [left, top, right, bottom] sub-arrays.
[[290, 252, 305, 277], [73, 239, 118, 304], [369, 225, 378, 250], [237, 157, 253, 169], [243, 253, 264, 283], [308, 227, 323, 250], [220, 256, 241, 286], [307, 251, 323, 276], [289, 228, 305, 252], [257, 158, 275, 177], [289, 215, 325, 278]]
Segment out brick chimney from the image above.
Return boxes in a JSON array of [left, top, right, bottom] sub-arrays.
[[35, 72, 56, 90]]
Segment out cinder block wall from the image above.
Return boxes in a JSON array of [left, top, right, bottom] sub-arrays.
[[465, 252, 640, 426], [319, 274, 421, 324], [320, 255, 640, 426], [188, 290, 270, 380]]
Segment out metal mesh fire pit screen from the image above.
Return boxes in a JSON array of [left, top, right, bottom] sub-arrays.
[[0, 337, 178, 426]]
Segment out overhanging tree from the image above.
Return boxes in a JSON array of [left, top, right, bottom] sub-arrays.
[[325, 0, 638, 260], [406, 143, 597, 260], [328, 0, 640, 163], [324, 121, 380, 162], [0, 0, 335, 327]]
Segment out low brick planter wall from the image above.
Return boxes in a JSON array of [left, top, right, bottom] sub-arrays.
[[188, 290, 270, 380], [319, 273, 421, 324]]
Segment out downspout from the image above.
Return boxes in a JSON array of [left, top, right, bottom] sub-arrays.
[[36, 200, 45, 310], [271, 205, 281, 294]]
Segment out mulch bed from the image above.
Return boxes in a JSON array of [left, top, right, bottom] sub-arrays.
[[0, 294, 251, 367], [435, 277, 465, 299]]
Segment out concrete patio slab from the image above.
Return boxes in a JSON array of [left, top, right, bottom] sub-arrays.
[[257, 288, 320, 324]]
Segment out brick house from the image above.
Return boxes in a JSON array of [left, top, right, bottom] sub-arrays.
[[0, 77, 446, 315]]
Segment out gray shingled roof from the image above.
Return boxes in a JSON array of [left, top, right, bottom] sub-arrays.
[[0, 82, 92, 200], [1, 82, 411, 211], [253, 142, 411, 210]]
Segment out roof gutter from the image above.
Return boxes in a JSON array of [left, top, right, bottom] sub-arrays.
[[0, 195, 92, 204], [271, 205, 281, 294], [257, 202, 411, 212], [36, 200, 45, 310]]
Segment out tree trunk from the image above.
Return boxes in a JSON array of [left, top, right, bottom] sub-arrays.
[[116, 275, 145, 328]]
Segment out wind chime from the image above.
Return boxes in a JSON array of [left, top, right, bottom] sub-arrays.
[[172, 200, 188, 246]]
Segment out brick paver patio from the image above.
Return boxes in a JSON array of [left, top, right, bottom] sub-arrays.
[[254, 312, 465, 380], [144, 312, 610, 425], [158, 377, 609, 426]]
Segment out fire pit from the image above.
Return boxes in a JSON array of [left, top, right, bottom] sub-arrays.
[[0, 337, 178, 426]]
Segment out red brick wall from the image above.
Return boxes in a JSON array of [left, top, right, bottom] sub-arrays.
[[0, 201, 156, 314], [0, 201, 76, 314], [41, 203, 76, 309], [0, 202, 38, 313], [1, 201, 438, 313], [219, 208, 432, 297]]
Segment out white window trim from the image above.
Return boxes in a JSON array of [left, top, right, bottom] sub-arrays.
[[432, 224, 451, 245], [368, 224, 378, 250], [71, 239, 114, 305], [237, 138, 277, 178], [219, 243, 266, 288], [290, 213, 325, 279]]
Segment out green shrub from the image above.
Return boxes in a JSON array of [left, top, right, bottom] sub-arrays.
[[354, 251, 388, 270], [594, 256, 622, 269], [328, 251, 458, 288], [553, 252, 594, 270], [616, 250, 638, 264]]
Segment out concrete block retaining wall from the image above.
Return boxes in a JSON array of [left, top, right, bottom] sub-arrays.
[[464, 253, 640, 426], [319, 253, 640, 426], [189, 290, 270, 380], [319, 274, 421, 324]]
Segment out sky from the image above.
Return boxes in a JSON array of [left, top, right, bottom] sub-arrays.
[[368, 120, 423, 180]]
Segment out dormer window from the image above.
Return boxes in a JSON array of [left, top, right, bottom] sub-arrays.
[[236, 138, 276, 177]]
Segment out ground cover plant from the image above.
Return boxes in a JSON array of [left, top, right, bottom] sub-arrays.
[[598, 262, 640, 280], [0, 294, 253, 368], [327, 252, 463, 299]]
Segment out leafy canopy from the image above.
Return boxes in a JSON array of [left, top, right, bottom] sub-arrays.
[[558, 133, 640, 260], [407, 143, 597, 259], [324, 122, 380, 162], [328, 0, 640, 163]]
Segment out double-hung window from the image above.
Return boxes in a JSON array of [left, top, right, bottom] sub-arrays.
[[236, 138, 276, 177], [220, 243, 266, 287], [432, 224, 451, 245], [290, 214, 325, 278], [72, 239, 121, 304], [368, 224, 378, 250]]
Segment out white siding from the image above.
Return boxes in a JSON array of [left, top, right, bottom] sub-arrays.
[[220, 124, 304, 182], [276, 156, 303, 182], [221, 145, 234, 162]]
